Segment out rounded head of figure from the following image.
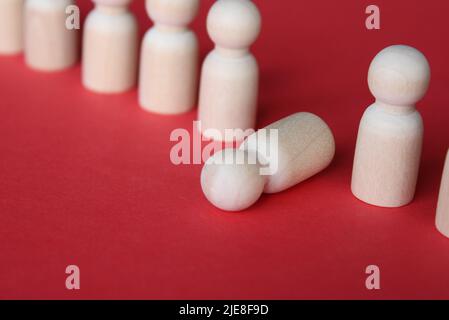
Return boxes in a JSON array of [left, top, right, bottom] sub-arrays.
[[201, 149, 266, 212], [145, 0, 200, 27], [368, 45, 431, 107], [207, 0, 261, 50], [93, 0, 133, 7]]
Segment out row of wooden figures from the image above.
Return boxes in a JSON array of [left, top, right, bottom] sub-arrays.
[[0, 0, 261, 142], [0, 1, 448, 239]]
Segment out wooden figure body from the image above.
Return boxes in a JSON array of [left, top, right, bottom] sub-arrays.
[[24, 0, 78, 72], [198, 0, 261, 142], [201, 112, 335, 212], [139, 0, 200, 114], [82, 0, 138, 94], [0, 0, 24, 55], [436, 151, 449, 238], [351, 45, 431, 208]]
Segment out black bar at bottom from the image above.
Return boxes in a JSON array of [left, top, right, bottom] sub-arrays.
[[0, 300, 446, 318]]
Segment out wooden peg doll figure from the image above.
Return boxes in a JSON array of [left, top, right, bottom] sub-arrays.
[[139, 0, 200, 114], [436, 151, 449, 238], [82, 0, 138, 94], [351, 45, 431, 208], [198, 0, 262, 142], [24, 0, 79, 71], [0, 0, 24, 55], [201, 112, 335, 212]]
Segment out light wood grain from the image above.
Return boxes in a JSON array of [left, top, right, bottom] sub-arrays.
[[82, 0, 138, 94], [139, 0, 199, 114], [198, 0, 261, 142], [352, 45, 431, 207], [0, 0, 24, 55], [201, 112, 335, 212], [436, 151, 449, 238], [24, 0, 78, 72]]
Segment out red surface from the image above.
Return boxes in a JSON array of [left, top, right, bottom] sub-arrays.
[[1, 0, 449, 300]]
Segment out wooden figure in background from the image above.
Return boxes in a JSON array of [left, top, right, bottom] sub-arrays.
[[436, 151, 449, 238], [201, 113, 335, 212], [351, 45, 431, 208], [82, 0, 138, 94], [139, 0, 200, 114], [198, 0, 261, 142], [0, 0, 24, 55], [24, 0, 79, 72]]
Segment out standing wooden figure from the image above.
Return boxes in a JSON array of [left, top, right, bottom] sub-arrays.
[[139, 0, 200, 114], [198, 0, 261, 142], [0, 0, 24, 55], [24, 0, 79, 72], [436, 151, 449, 238], [352, 45, 431, 207], [82, 0, 138, 94]]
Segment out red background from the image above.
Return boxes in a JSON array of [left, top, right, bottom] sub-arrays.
[[1, 0, 449, 300]]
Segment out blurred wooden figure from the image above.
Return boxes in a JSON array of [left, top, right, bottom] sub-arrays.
[[436, 151, 449, 238], [198, 0, 261, 142], [0, 0, 24, 55], [24, 0, 78, 71], [82, 0, 138, 94], [352, 45, 431, 208], [139, 0, 200, 114]]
